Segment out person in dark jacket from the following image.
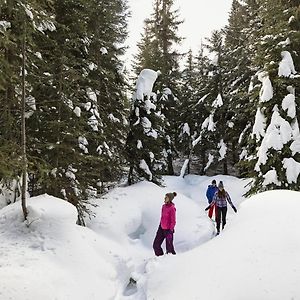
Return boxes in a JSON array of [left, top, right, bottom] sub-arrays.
[[153, 192, 177, 256], [205, 181, 237, 235], [205, 179, 218, 220]]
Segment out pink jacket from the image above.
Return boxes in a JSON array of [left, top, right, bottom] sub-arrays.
[[160, 203, 176, 230]]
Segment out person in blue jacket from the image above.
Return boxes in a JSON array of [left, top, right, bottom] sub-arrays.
[[205, 181, 237, 235], [205, 179, 218, 220]]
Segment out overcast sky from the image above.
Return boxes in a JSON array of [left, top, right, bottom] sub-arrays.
[[125, 0, 233, 66]]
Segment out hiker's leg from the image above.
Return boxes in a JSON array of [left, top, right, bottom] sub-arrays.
[[208, 204, 214, 218], [215, 206, 221, 233], [222, 207, 227, 229], [165, 230, 176, 255], [153, 226, 165, 256]]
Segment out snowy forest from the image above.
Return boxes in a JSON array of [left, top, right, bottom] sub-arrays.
[[1, 0, 300, 299], [1, 0, 300, 220]]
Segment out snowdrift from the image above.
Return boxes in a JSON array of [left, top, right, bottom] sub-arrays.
[[145, 189, 300, 300], [1, 177, 299, 300], [0, 194, 118, 300]]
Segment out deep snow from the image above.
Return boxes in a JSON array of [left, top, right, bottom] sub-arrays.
[[0, 175, 299, 300]]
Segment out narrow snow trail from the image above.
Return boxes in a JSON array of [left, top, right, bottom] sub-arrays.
[[5, 177, 300, 300], [111, 176, 219, 300], [88, 175, 249, 300]]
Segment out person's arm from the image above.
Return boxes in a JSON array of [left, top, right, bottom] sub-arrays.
[[205, 193, 216, 210], [206, 187, 210, 201], [226, 192, 237, 212], [226, 192, 233, 205], [169, 206, 176, 230]]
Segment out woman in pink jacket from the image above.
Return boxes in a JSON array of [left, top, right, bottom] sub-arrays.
[[153, 192, 177, 256]]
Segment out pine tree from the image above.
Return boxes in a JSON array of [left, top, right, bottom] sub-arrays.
[[132, 21, 154, 77], [194, 30, 229, 174], [246, 0, 300, 194], [126, 69, 165, 185], [25, 0, 94, 220], [132, 0, 183, 175], [177, 50, 195, 165], [177, 49, 208, 175], [0, 0, 130, 223], [189, 45, 211, 174], [84, 0, 129, 192], [27, 0, 129, 222], [0, 0, 53, 207], [222, 0, 261, 176]]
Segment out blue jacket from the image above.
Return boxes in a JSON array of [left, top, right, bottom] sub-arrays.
[[206, 185, 218, 204]]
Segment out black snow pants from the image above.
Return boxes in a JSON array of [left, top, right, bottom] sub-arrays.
[[153, 225, 176, 256], [216, 206, 227, 233]]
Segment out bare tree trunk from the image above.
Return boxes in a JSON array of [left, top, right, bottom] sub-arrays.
[[223, 158, 228, 175], [128, 165, 133, 186], [200, 149, 206, 175], [167, 153, 174, 175], [21, 29, 28, 220]]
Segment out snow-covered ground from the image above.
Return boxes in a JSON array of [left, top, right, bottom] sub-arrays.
[[1, 175, 299, 300]]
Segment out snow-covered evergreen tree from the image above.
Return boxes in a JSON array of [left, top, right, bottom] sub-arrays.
[[247, 0, 300, 194], [126, 69, 165, 185], [193, 30, 229, 174], [0, 0, 129, 222], [0, 0, 54, 201], [84, 0, 129, 191], [222, 0, 259, 176], [177, 49, 196, 173], [177, 47, 210, 175], [132, 0, 183, 175]]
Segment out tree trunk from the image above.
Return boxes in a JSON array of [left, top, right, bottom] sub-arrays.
[[167, 153, 174, 175], [128, 165, 133, 185], [223, 159, 228, 175], [231, 141, 238, 166], [21, 28, 28, 220], [200, 150, 206, 175]]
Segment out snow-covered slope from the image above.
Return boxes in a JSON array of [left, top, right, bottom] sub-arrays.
[[0, 195, 118, 300], [145, 189, 300, 300], [1, 176, 299, 300]]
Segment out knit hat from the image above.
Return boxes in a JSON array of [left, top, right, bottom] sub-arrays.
[[166, 192, 177, 201], [218, 181, 224, 189]]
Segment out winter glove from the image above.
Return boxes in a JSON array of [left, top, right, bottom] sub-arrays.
[[205, 205, 211, 211], [232, 205, 237, 213]]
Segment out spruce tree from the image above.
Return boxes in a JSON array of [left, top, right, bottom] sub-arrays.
[[28, 0, 129, 222], [190, 45, 211, 174], [177, 48, 209, 175], [194, 30, 228, 174], [0, 0, 52, 205], [25, 0, 93, 219], [222, 0, 261, 176], [0, 0, 130, 222], [177, 49, 196, 171], [84, 0, 129, 192], [132, 0, 183, 175], [246, 0, 300, 193], [132, 21, 154, 77], [0, 4, 21, 183], [126, 69, 165, 185]]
